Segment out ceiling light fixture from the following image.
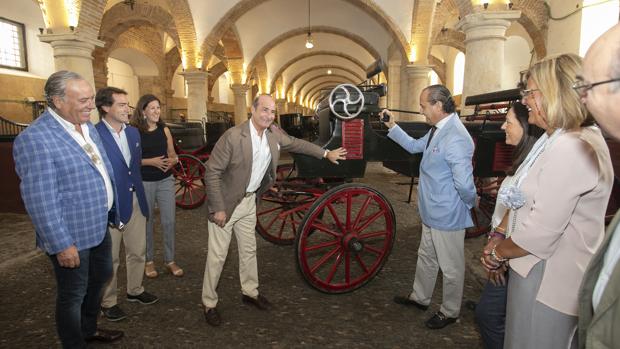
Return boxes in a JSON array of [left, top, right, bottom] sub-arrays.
[[327, 69, 332, 75], [305, 0, 314, 49]]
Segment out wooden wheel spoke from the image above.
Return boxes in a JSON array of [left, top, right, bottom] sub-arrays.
[[326, 203, 346, 233], [346, 192, 352, 230], [358, 230, 387, 240], [304, 239, 339, 252], [257, 205, 283, 217], [310, 222, 342, 237], [310, 246, 341, 273], [355, 209, 385, 233], [363, 245, 382, 255], [355, 254, 369, 273], [325, 251, 344, 284], [352, 196, 372, 231]]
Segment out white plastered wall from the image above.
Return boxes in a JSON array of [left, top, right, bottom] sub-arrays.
[[106, 58, 140, 107]]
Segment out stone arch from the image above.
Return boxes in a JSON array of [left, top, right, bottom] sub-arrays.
[[166, 0, 200, 68], [307, 80, 349, 106], [432, 29, 466, 53], [99, 2, 180, 47], [200, 0, 410, 65], [246, 26, 382, 77], [428, 55, 446, 84], [207, 61, 229, 98], [76, 0, 105, 39], [284, 65, 364, 96], [269, 51, 366, 94], [452, 0, 475, 17], [297, 74, 355, 97], [221, 26, 244, 59]]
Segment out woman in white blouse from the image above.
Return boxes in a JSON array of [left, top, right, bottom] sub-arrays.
[[488, 54, 614, 348]]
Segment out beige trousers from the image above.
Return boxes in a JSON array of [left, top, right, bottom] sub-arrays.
[[410, 224, 465, 318], [101, 196, 147, 308], [202, 194, 259, 309]]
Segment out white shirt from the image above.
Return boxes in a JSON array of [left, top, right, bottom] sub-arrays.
[[432, 113, 452, 134], [102, 119, 131, 166], [49, 108, 114, 211], [592, 223, 620, 310], [246, 121, 272, 193]]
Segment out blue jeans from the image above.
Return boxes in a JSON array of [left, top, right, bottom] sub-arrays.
[[49, 231, 113, 349], [143, 176, 176, 263], [475, 277, 509, 349]]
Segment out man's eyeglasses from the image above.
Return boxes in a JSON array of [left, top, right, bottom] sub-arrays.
[[82, 143, 101, 165], [519, 88, 539, 98], [572, 78, 620, 96]]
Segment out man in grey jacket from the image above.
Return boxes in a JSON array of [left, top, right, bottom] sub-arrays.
[[201, 94, 346, 326], [577, 23, 620, 349]]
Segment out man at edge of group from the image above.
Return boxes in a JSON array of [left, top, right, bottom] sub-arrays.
[[201, 94, 347, 326], [12, 70, 123, 347], [577, 22, 620, 349], [380, 84, 476, 329], [95, 86, 159, 322]]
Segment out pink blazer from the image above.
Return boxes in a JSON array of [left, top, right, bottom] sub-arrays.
[[510, 127, 613, 316]]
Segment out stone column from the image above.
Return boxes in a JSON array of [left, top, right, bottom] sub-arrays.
[[387, 61, 402, 118], [39, 33, 104, 122], [180, 69, 208, 122], [164, 88, 175, 120], [230, 84, 250, 126], [456, 11, 521, 111], [405, 64, 433, 122]]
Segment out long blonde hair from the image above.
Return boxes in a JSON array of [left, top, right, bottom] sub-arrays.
[[526, 53, 589, 130]]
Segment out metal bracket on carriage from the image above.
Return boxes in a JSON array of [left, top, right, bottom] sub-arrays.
[[328, 84, 365, 120]]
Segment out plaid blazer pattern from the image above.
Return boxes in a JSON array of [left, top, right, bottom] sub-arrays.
[[13, 110, 118, 255]]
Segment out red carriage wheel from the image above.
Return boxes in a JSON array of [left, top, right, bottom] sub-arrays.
[[466, 176, 504, 238], [256, 190, 319, 245], [295, 183, 396, 293], [172, 154, 207, 209]]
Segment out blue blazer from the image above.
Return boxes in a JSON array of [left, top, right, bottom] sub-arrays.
[[388, 113, 476, 230], [13, 110, 119, 254], [95, 122, 149, 225]]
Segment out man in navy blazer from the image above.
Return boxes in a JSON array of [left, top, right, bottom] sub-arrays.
[[380, 84, 476, 329], [95, 87, 158, 322], [13, 71, 123, 347]]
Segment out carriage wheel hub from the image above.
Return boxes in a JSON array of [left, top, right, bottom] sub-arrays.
[[343, 234, 363, 254]]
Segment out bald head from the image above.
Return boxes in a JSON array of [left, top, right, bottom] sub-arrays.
[[581, 23, 620, 140]]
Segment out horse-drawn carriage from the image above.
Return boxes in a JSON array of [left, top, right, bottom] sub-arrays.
[[170, 78, 620, 294]]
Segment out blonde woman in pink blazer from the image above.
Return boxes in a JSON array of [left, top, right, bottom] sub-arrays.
[[486, 54, 614, 349]]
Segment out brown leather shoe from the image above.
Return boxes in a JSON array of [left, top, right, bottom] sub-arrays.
[[204, 307, 221, 327], [85, 328, 124, 343], [241, 294, 272, 310]]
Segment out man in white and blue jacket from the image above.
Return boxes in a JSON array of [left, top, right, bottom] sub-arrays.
[[380, 84, 476, 329], [13, 71, 123, 347], [95, 87, 158, 322]]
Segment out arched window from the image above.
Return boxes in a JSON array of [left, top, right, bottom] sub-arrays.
[[453, 52, 465, 95]]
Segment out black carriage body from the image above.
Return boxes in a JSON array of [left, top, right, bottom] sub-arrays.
[[291, 90, 416, 179]]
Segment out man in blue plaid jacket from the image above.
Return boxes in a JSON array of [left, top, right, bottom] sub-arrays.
[[13, 71, 124, 348]]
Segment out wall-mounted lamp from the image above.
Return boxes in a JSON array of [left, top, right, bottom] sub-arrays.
[[508, 2, 514, 9], [483, 2, 489, 10], [38, 27, 44, 34], [327, 69, 332, 75], [69, 25, 75, 32]]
